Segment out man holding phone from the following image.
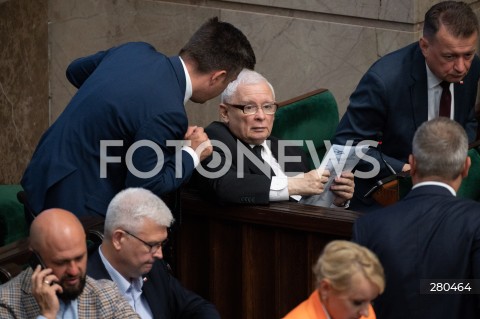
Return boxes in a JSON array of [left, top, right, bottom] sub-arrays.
[[0, 208, 139, 318]]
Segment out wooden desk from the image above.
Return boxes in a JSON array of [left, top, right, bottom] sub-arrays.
[[172, 189, 362, 319]]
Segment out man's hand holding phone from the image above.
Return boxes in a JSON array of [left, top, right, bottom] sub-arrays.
[[29, 252, 63, 319]]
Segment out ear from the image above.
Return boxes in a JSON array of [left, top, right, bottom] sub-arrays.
[[461, 156, 471, 178], [419, 37, 429, 57], [219, 103, 229, 124], [210, 70, 227, 86], [318, 278, 332, 300], [112, 229, 125, 251]]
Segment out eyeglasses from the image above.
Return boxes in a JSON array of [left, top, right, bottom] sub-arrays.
[[122, 229, 167, 254], [224, 102, 278, 115]]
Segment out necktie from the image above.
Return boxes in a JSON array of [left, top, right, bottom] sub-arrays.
[[252, 145, 263, 161], [252, 145, 275, 177], [439, 81, 451, 118]]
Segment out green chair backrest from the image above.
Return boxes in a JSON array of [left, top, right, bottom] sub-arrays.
[[397, 147, 480, 202], [457, 147, 480, 201], [0, 185, 29, 246], [271, 89, 339, 170]]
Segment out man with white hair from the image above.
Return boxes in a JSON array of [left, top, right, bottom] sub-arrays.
[[195, 69, 354, 207], [87, 187, 220, 319]]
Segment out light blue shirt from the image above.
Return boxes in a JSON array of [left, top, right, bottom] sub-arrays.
[[99, 246, 153, 319], [37, 299, 78, 319]]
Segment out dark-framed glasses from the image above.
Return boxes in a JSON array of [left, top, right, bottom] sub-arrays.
[[224, 102, 278, 115], [122, 229, 166, 254]]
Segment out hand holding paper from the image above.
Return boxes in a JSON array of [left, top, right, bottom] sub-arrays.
[[299, 144, 366, 208]]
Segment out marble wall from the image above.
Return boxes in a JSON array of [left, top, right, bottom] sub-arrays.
[[0, 0, 48, 184], [1, 0, 479, 183]]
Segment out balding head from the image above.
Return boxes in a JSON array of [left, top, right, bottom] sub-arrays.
[[30, 208, 86, 254], [29, 208, 88, 301]]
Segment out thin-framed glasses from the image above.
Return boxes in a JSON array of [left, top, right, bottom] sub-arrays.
[[122, 229, 166, 254], [224, 102, 278, 115]]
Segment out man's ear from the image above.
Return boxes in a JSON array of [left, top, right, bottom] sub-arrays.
[[461, 156, 471, 178], [419, 37, 429, 57], [112, 229, 125, 251], [210, 70, 227, 85], [219, 103, 229, 123]]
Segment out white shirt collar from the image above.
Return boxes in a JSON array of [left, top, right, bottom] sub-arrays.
[[412, 181, 456, 196], [425, 62, 443, 89], [179, 57, 192, 104]]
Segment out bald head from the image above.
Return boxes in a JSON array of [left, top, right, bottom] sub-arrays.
[[29, 208, 88, 301], [30, 208, 86, 255]]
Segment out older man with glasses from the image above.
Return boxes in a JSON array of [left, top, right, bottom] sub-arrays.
[[87, 187, 220, 319], [194, 69, 354, 207]]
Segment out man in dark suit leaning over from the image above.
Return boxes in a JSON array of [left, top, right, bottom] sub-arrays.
[[87, 187, 220, 319], [21, 17, 256, 219], [194, 69, 354, 207], [334, 1, 480, 211], [353, 117, 480, 319]]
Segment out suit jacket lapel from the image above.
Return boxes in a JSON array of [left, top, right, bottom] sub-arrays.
[[20, 269, 42, 317], [410, 44, 429, 130], [77, 282, 95, 317], [142, 271, 163, 319]]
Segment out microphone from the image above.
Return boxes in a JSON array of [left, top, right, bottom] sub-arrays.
[[376, 132, 396, 175], [364, 132, 397, 198]]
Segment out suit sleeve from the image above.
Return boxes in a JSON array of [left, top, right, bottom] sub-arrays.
[[334, 69, 406, 174], [66, 49, 110, 88], [351, 218, 365, 244], [126, 109, 194, 196]]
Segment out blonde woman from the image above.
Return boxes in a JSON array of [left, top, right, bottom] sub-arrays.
[[283, 240, 385, 319]]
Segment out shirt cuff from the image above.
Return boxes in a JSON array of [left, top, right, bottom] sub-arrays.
[[269, 176, 289, 201], [330, 200, 350, 209], [182, 146, 200, 168]]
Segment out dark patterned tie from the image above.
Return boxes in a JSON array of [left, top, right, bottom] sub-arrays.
[[252, 145, 263, 160], [252, 145, 275, 176], [439, 81, 451, 118]]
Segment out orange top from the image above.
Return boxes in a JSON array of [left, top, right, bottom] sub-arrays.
[[283, 291, 376, 319]]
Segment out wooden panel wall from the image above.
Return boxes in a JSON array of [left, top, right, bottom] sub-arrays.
[[172, 189, 362, 319]]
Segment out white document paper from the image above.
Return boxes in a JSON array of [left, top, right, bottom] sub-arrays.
[[299, 144, 367, 207]]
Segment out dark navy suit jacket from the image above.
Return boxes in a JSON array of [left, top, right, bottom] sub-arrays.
[[21, 42, 194, 217], [334, 42, 480, 210], [353, 185, 480, 319], [87, 249, 220, 319], [193, 121, 309, 205]]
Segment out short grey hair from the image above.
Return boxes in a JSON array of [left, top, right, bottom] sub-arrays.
[[412, 117, 468, 180], [220, 69, 275, 103], [104, 188, 174, 236]]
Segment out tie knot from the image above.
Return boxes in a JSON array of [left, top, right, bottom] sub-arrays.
[[440, 81, 451, 90], [252, 145, 263, 158]]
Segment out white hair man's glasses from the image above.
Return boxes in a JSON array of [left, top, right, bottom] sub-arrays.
[[121, 229, 167, 254], [224, 102, 278, 115]]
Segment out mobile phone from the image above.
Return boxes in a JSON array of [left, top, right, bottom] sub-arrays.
[[28, 250, 47, 270]]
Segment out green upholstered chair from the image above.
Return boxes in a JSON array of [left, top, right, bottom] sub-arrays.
[[375, 145, 480, 205], [271, 88, 339, 170], [0, 185, 29, 246], [457, 147, 480, 201]]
